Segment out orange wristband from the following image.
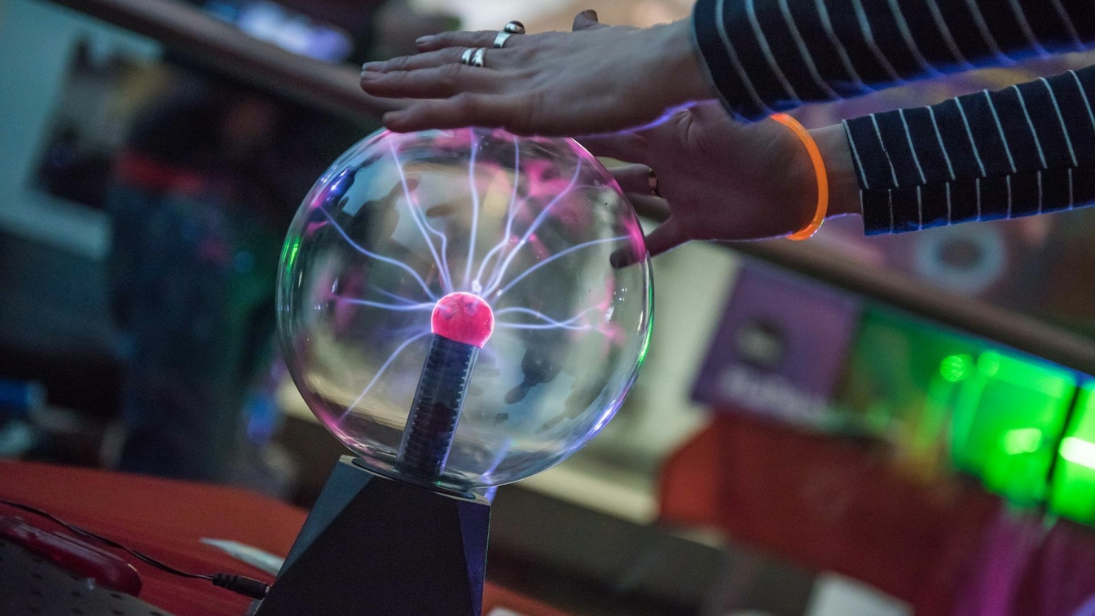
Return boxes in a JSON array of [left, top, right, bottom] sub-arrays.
[[771, 113, 828, 241]]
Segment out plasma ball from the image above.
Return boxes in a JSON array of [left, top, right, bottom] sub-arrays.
[[278, 127, 654, 491], [431, 292, 495, 348]]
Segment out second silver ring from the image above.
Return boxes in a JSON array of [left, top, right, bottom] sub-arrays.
[[460, 48, 487, 67]]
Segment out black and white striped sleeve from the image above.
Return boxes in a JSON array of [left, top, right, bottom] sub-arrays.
[[846, 66, 1095, 234], [691, 0, 1094, 118]]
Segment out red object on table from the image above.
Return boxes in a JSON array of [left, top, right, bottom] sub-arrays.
[[0, 460, 566, 616], [0, 515, 143, 595]]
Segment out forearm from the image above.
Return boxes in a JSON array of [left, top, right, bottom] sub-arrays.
[[804, 126, 1095, 236], [845, 65, 1095, 234], [691, 0, 1095, 120], [801, 65, 1095, 236]]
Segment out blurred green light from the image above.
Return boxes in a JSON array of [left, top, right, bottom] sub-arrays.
[[952, 350, 1075, 504], [1049, 386, 1095, 524], [1061, 437, 1095, 470], [1002, 428, 1043, 455], [940, 354, 973, 382], [978, 351, 1001, 377]]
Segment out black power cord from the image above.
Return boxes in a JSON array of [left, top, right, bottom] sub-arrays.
[[0, 499, 270, 600]]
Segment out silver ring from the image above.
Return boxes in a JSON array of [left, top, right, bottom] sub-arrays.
[[493, 31, 513, 48], [460, 48, 474, 65], [471, 48, 486, 68], [503, 20, 526, 34]]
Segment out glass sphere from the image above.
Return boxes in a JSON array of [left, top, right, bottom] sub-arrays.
[[277, 127, 652, 491]]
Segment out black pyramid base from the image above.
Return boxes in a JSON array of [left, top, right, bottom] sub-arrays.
[[254, 456, 490, 616]]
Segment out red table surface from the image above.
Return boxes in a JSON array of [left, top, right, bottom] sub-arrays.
[[0, 461, 567, 616]]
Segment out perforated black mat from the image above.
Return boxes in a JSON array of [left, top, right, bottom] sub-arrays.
[[0, 539, 175, 616]]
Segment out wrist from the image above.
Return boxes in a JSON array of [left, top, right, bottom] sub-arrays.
[[809, 124, 860, 218]]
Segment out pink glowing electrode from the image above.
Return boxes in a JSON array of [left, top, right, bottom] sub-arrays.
[[431, 292, 494, 348]]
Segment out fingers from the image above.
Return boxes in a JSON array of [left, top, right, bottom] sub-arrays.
[[574, 9, 638, 33], [610, 216, 683, 268], [608, 165, 655, 194], [577, 133, 648, 164], [361, 64, 500, 99], [610, 247, 641, 269], [626, 193, 671, 222], [362, 48, 466, 73], [357, 91, 413, 113], [573, 10, 605, 31], [382, 94, 518, 132], [416, 30, 525, 52], [641, 217, 685, 258]]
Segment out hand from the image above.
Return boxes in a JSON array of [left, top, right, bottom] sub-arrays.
[[359, 11, 711, 135], [581, 102, 860, 257]]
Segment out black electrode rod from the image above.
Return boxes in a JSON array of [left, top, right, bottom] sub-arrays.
[[397, 334, 478, 481]]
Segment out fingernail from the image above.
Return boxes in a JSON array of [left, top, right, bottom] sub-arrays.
[[360, 71, 380, 80], [382, 112, 403, 129], [416, 36, 433, 46], [609, 248, 633, 269], [586, 9, 599, 20], [361, 61, 383, 72]]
